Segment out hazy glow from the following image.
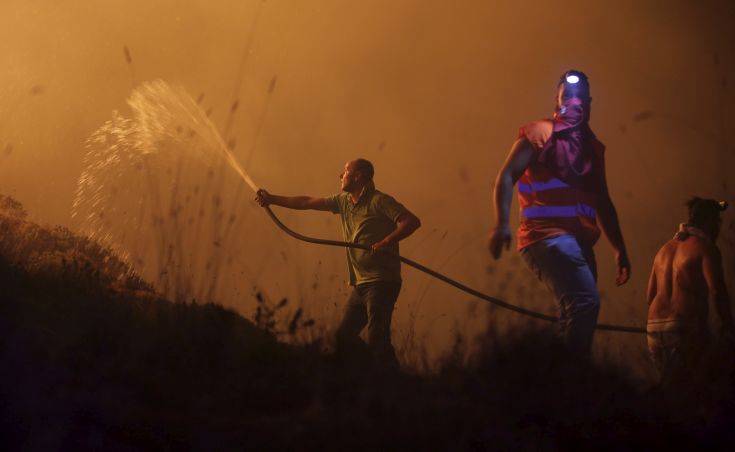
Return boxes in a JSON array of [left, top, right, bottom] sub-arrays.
[[0, 0, 732, 371]]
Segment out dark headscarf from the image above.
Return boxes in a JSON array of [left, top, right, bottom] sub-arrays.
[[537, 97, 596, 184]]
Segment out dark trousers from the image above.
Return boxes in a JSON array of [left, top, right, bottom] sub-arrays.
[[335, 281, 401, 366], [520, 234, 600, 357]]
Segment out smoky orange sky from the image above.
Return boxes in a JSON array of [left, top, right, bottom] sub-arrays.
[[1, 0, 733, 369]]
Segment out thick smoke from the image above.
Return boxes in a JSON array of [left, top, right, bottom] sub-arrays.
[[1, 0, 733, 368]]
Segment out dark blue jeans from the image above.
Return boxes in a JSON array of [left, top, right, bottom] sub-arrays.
[[521, 234, 600, 356], [336, 281, 401, 366]]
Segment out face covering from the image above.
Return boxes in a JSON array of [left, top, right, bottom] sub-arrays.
[[537, 97, 595, 183]]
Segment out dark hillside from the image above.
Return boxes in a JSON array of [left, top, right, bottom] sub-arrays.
[[1, 195, 733, 450], [0, 195, 312, 448]]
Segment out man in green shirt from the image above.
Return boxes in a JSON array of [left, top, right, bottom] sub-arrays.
[[255, 158, 421, 366]]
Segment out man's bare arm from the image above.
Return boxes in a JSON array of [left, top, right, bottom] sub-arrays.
[[255, 189, 332, 211], [646, 261, 657, 306], [372, 211, 421, 252], [596, 158, 631, 285], [598, 196, 628, 260], [489, 138, 535, 259], [703, 245, 733, 332]]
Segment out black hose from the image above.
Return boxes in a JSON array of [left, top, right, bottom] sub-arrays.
[[263, 206, 646, 334]]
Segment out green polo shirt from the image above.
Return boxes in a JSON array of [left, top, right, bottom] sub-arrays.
[[326, 183, 408, 286]]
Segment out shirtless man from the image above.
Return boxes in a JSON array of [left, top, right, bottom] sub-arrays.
[[647, 197, 732, 385]]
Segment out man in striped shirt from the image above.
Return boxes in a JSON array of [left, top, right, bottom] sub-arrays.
[[489, 70, 630, 357]]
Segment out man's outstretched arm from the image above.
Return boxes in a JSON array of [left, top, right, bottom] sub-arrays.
[[489, 138, 534, 259], [255, 189, 332, 211]]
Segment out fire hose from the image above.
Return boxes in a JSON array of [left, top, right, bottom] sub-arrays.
[[262, 205, 647, 334]]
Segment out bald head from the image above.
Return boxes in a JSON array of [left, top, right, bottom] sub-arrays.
[[352, 158, 374, 181], [340, 158, 375, 193]]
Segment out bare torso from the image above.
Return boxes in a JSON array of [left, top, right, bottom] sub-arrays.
[[648, 236, 710, 328]]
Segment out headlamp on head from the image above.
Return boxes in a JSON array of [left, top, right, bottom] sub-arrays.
[[718, 200, 729, 211], [558, 70, 590, 102]]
